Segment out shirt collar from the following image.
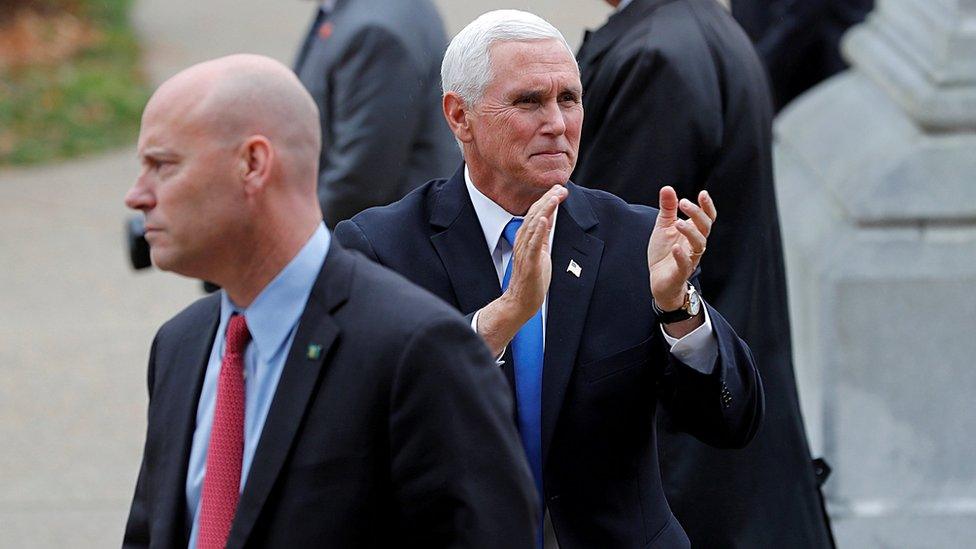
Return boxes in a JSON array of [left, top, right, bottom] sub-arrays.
[[220, 222, 331, 361], [463, 165, 558, 254], [464, 165, 521, 253]]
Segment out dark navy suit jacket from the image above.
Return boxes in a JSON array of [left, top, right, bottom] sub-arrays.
[[123, 242, 537, 548], [335, 168, 764, 548]]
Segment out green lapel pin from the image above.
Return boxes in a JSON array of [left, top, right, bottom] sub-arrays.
[[307, 344, 322, 360]]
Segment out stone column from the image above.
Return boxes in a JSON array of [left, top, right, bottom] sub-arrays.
[[773, 0, 976, 546]]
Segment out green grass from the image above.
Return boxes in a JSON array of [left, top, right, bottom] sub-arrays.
[[0, 0, 150, 166]]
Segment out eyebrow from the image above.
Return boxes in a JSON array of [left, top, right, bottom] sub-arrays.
[[511, 86, 582, 101], [138, 148, 179, 161], [512, 89, 546, 102]]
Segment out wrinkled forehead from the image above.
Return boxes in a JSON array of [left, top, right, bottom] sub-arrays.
[[487, 39, 582, 92]]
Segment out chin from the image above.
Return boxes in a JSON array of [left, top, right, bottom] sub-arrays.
[[149, 249, 177, 273], [531, 169, 572, 188], [149, 247, 197, 278]]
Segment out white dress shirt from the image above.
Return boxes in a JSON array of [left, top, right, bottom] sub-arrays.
[[464, 166, 718, 373]]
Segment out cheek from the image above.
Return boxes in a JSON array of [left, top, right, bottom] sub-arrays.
[[566, 110, 583, 138]]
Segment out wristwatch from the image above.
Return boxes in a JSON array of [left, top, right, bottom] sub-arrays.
[[652, 283, 701, 324]]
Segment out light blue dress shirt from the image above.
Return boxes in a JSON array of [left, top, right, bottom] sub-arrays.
[[185, 223, 331, 548]]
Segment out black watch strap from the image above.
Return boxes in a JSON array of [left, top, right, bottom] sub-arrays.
[[652, 283, 695, 324], [652, 300, 694, 324]]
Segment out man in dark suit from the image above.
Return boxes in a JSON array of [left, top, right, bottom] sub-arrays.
[[122, 54, 536, 548], [572, 1, 833, 546], [335, 10, 763, 548], [293, 0, 459, 227], [731, 0, 873, 111]]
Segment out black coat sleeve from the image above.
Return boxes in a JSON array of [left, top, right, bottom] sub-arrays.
[[389, 316, 537, 548]]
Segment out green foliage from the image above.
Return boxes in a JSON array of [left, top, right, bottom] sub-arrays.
[[0, 0, 150, 165]]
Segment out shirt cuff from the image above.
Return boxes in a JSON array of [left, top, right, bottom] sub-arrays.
[[472, 309, 506, 366], [659, 303, 718, 375]]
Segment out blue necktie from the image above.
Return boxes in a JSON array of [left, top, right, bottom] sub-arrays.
[[501, 218, 545, 546]]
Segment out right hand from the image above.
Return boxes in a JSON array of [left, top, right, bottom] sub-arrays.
[[477, 185, 568, 356], [502, 185, 567, 320]]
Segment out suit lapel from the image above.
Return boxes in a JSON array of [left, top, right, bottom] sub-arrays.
[[429, 168, 503, 315], [156, 299, 219, 547], [293, 0, 351, 71], [226, 244, 353, 548], [542, 184, 604, 467], [429, 167, 516, 390], [293, 5, 327, 72]]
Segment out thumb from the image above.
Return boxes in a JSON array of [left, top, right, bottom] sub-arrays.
[[657, 185, 678, 223]]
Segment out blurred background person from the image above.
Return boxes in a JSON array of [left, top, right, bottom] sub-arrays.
[[293, 0, 459, 227], [573, 0, 833, 546], [731, 0, 874, 111]]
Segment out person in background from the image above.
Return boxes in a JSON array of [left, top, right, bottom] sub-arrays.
[[336, 10, 764, 548], [293, 0, 460, 227], [122, 54, 536, 549], [732, 0, 874, 111], [572, 0, 833, 546]]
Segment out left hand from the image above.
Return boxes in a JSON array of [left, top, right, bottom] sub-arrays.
[[648, 186, 717, 310]]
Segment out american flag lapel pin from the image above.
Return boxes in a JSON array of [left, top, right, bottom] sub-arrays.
[[567, 259, 582, 278]]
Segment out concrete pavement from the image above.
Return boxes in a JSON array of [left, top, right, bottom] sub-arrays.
[[0, 1, 610, 547]]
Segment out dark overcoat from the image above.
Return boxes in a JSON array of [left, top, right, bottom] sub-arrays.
[[573, 0, 832, 546]]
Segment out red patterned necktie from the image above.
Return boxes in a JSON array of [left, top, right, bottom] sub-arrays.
[[197, 313, 250, 549]]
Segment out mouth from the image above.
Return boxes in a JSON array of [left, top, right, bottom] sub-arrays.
[[530, 151, 567, 159], [143, 225, 163, 239]]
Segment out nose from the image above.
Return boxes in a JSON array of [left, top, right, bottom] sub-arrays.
[[125, 172, 156, 211], [540, 101, 567, 137]]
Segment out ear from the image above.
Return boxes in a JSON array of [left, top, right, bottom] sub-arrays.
[[443, 92, 474, 144], [239, 135, 274, 194]]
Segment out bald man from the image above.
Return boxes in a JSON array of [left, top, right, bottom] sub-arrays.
[[122, 55, 536, 549]]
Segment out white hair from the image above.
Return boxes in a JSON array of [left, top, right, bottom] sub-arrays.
[[441, 10, 577, 107]]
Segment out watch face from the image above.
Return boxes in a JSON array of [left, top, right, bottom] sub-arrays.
[[687, 287, 702, 316]]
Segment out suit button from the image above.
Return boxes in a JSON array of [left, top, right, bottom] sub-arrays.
[[721, 384, 733, 408]]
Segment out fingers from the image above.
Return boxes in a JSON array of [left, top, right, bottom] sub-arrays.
[[698, 190, 717, 222], [678, 198, 712, 240], [675, 218, 706, 253], [524, 212, 550, 258], [657, 186, 678, 223], [525, 185, 567, 223], [515, 185, 565, 251]]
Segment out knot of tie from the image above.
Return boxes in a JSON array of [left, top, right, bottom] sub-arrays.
[[502, 218, 524, 247], [225, 314, 251, 356]]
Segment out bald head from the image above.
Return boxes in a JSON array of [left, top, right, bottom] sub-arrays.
[[128, 55, 326, 302], [145, 54, 322, 189]]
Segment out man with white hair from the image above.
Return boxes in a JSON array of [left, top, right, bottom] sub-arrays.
[[122, 54, 536, 548], [336, 10, 764, 548]]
